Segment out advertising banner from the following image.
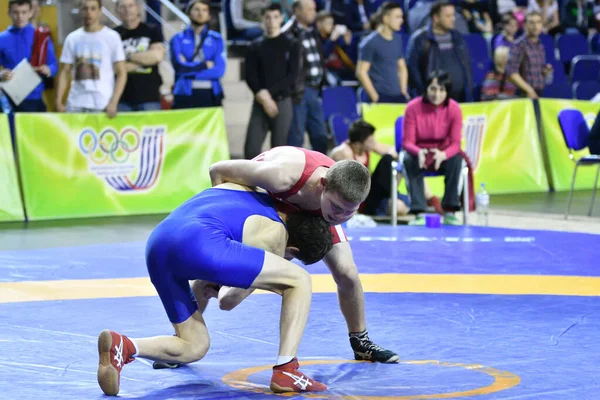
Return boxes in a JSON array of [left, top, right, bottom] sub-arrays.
[[362, 99, 549, 195], [0, 114, 25, 221], [538, 99, 600, 191], [16, 108, 230, 220]]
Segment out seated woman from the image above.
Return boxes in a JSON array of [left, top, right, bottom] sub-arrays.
[[330, 119, 443, 217], [402, 70, 464, 226]]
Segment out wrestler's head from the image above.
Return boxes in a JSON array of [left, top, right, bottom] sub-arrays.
[[320, 160, 371, 225], [285, 213, 333, 265]]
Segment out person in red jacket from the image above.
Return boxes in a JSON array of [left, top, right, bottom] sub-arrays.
[[403, 70, 464, 226]]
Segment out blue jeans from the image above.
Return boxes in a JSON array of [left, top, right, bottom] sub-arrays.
[[288, 87, 328, 154], [118, 102, 162, 112]]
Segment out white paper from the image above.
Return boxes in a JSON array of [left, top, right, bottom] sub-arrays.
[[0, 59, 42, 106]]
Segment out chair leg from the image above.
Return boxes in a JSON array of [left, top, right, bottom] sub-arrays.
[[462, 167, 469, 226], [565, 163, 580, 220], [588, 164, 600, 216], [391, 161, 398, 226]]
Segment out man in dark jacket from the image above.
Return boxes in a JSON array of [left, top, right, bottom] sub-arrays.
[[282, 0, 329, 154], [406, 0, 473, 102]]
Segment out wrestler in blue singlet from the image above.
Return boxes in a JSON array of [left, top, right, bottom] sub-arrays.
[[146, 187, 285, 324]]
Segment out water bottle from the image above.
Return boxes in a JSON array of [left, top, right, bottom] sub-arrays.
[[476, 183, 490, 226]]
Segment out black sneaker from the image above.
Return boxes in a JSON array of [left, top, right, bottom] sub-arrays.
[[153, 361, 182, 369], [349, 331, 399, 363]]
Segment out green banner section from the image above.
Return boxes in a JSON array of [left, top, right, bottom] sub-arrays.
[[538, 99, 600, 191], [0, 114, 25, 221], [16, 108, 230, 220], [362, 99, 549, 195]]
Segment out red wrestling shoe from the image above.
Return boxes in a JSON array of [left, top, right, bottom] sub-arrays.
[[270, 358, 327, 393], [97, 330, 136, 396]]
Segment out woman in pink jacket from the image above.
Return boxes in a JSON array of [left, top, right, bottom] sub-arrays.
[[402, 70, 463, 226]]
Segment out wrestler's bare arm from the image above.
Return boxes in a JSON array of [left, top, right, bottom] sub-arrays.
[[209, 147, 304, 193]]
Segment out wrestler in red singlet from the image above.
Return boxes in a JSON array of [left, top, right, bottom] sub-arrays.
[[346, 140, 370, 169], [253, 147, 348, 245]]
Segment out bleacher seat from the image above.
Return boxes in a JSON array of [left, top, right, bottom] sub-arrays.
[[558, 33, 589, 65], [550, 60, 567, 84], [570, 55, 600, 82], [591, 33, 600, 54], [463, 33, 490, 64], [543, 82, 572, 99], [322, 86, 359, 121], [328, 114, 352, 145], [572, 80, 600, 100], [540, 34, 556, 62]]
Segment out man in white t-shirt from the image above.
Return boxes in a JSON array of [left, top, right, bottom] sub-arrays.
[[56, 0, 127, 118]]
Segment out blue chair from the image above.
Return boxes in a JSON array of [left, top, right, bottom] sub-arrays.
[[390, 116, 470, 226], [543, 82, 572, 99], [558, 33, 589, 66], [570, 55, 600, 82], [540, 34, 557, 62], [328, 113, 352, 145], [549, 60, 567, 84], [591, 32, 600, 54], [463, 33, 490, 64], [322, 86, 359, 122], [558, 109, 600, 218], [572, 80, 600, 100]]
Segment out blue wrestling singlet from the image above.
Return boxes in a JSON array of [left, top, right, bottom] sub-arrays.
[[145, 188, 285, 324]]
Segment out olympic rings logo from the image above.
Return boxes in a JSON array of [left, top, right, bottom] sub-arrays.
[[79, 128, 141, 164]]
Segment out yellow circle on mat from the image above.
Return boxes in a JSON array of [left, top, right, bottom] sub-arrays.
[[222, 359, 521, 399]]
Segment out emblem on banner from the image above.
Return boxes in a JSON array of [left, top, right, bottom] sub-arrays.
[[463, 115, 487, 172], [78, 126, 166, 191]]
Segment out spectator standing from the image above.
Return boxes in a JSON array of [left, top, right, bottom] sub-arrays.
[[244, 3, 300, 159], [115, 0, 165, 112], [402, 70, 463, 226], [506, 11, 552, 99], [356, 2, 408, 103], [56, 0, 127, 117], [528, 0, 561, 35], [315, 11, 358, 83], [492, 12, 519, 51], [562, 0, 596, 36], [459, 0, 493, 35], [0, 0, 58, 112], [282, 0, 328, 154], [406, 0, 473, 102], [170, 0, 226, 109]]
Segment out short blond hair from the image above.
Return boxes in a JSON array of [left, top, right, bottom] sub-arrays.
[[325, 160, 371, 203]]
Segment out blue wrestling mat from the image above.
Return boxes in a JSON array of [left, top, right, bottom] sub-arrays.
[[0, 225, 599, 399]]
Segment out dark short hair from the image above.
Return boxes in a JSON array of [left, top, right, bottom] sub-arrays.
[[316, 10, 333, 23], [262, 2, 282, 15], [379, 1, 401, 17], [422, 70, 452, 106], [501, 12, 516, 25], [80, 0, 102, 8], [348, 120, 375, 144], [9, 0, 32, 9], [430, 0, 453, 18], [369, 11, 381, 30], [185, 0, 210, 15], [286, 214, 333, 265]]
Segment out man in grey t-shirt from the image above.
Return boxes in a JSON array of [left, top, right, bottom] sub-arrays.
[[356, 2, 408, 103]]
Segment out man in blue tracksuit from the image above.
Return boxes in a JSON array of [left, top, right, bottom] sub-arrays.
[[0, 0, 58, 112], [170, 0, 226, 108]]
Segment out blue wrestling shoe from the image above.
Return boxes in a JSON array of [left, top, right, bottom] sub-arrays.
[[350, 330, 399, 363]]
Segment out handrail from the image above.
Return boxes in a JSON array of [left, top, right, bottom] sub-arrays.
[[101, 6, 122, 26], [156, 0, 190, 25]]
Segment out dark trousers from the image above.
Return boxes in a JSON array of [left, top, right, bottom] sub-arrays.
[[244, 98, 293, 160], [288, 87, 328, 154], [404, 152, 462, 214], [173, 89, 223, 109], [362, 154, 394, 215]]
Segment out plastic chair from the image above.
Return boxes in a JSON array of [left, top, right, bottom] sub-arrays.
[[328, 114, 352, 146], [558, 33, 590, 66], [540, 33, 557, 62], [322, 86, 358, 121], [572, 80, 600, 100], [463, 33, 490, 64], [542, 82, 572, 99], [557, 109, 600, 218], [570, 55, 600, 82], [390, 116, 470, 226]]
